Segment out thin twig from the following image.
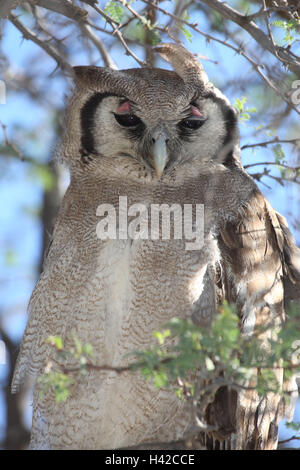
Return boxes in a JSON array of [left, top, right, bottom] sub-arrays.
[[90, 3, 146, 66], [241, 138, 300, 150], [245, 161, 300, 171], [80, 23, 117, 69], [245, 7, 265, 21], [267, 172, 300, 185], [278, 435, 300, 445], [0, 121, 52, 167], [140, 0, 300, 115], [0, 121, 24, 160], [251, 167, 300, 185], [246, 5, 299, 22], [261, 0, 278, 59], [31, 0, 117, 69], [62, 362, 131, 375], [198, 0, 300, 76], [9, 13, 73, 74], [32, 0, 87, 22]]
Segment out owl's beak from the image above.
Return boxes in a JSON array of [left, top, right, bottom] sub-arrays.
[[151, 134, 169, 180]]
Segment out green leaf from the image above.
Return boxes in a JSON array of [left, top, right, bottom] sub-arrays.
[[272, 144, 285, 163], [180, 26, 192, 42], [72, 334, 83, 356], [53, 373, 74, 403], [31, 165, 55, 192], [285, 421, 300, 432], [233, 97, 257, 123], [153, 370, 168, 388], [175, 387, 184, 399], [147, 29, 161, 45], [38, 303, 300, 409], [271, 18, 300, 46], [240, 112, 250, 121], [153, 329, 170, 345], [4, 249, 18, 266], [82, 343, 94, 357], [256, 369, 279, 396], [104, 1, 124, 23], [55, 387, 70, 403], [125, 20, 145, 42], [233, 97, 247, 113], [271, 20, 286, 28], [38, 370, 74, 403], [46, 336, 63, 350], [246, 107, 257, 113]]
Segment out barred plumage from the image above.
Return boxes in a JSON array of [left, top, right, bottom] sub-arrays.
[[12, 43, 300, 450]]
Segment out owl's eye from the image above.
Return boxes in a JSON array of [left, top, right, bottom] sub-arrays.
[[179, 117, 206, 130], [114, 113, 142, 127]]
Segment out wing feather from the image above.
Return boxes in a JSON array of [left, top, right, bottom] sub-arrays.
[[199, 189, 299, 450]]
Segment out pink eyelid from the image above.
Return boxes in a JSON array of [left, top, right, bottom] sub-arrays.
[[117, 101, 131, 113], [116, 101, 203, 118], [190, 105, 204, 118]]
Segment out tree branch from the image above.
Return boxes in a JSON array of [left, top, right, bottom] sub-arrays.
[[246, 5, 299, 22], [278, 435, 300, 445], [32, 0, 87, 22], [9, 13, 73, 75], [30, 0, 117, 70], [244, 161, 300, 171], [198, 0, 300, 77], [79, 23, 117, 69], [251, 168, 300, 185], [90, 3, 146, 67], [140, 0, 300, 115], [0, 0, 22, 18], [0, 121, 24, 160], [241, 137, 300, 150]]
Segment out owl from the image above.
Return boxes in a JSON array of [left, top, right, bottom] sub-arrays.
[[12, 43, 300, 450]]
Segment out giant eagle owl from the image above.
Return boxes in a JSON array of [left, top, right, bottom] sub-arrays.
[[12, 43, 300, 450]]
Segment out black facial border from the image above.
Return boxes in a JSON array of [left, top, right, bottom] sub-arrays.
[[204, 91, 238, 167], [80, 92, 146, 156], [80, 92, 119, 156]]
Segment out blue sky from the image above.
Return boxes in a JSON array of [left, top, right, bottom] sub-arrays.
[[0, 1, 299, 446]]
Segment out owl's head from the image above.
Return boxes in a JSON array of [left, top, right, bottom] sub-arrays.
[[62, 43, 240, 181]]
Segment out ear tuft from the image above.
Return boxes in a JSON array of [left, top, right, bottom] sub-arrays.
[[72, 66, 101, 84], [153, 42, 209, 88], [73, 65, 87, 76]]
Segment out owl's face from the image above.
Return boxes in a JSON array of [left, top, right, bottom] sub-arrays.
[[65, 44, 239, 180], [80, 82, 237, 179]]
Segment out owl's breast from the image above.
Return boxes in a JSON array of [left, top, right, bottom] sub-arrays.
[[87, 233, 218, 367], [65, 234, 218, 449]]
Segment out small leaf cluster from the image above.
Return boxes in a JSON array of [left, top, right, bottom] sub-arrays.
[[104, 1, 161, 45], [271, 19, 300, 46], [131, 302, 300, 400], [38, 334, 94, 403], [104, 1, 125, 24], [39, 304, 299, 413], [233, 96, 257, 123], [38, 370, 74, 403], [177, 10, 193, 43], [286, 421, 300, 432]]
